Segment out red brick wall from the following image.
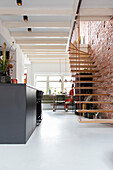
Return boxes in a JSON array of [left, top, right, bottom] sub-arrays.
[[88, 19, 113, 118]]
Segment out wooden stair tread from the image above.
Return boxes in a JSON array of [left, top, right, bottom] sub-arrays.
[[69, 47, 89, 54], [71, 70, 99, 73], [69, 53, 90, 57], [73, 80, 104, 83], [69, 51, 89, 56], [79, 119, 113, 124], [70, 61, 94, 64], [77, 110, 113, 112], [71, 65, 97, 68], [72, 75, 101, 78], [75, 94, 109, 96], [75, 101, 113, 104], [74, 87, 106, 89], [69, 57, 92, 60], [69, 48, 89, 55], [69, 44, 90, 56]]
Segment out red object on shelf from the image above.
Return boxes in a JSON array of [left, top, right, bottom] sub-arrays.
[[12, 79, 18, 84]]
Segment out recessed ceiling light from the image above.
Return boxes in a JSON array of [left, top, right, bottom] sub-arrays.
[[28, 28, 32, 32], [23, 16, 28, 22], [17, 0, 22, 6]]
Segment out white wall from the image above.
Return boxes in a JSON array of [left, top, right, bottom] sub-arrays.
[[0, 19, 25, 83], [29, 59, 71, 86], [0, 20, 12, 46], [24, 64, 32, 85], [16, 45, 24, 83]]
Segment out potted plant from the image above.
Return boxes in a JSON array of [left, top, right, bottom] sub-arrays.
[[0, 42, 13, 83]]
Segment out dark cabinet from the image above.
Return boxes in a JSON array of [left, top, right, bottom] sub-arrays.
[[0, 84, 37, 144]]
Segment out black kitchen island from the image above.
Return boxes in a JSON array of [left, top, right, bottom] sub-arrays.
[[0, 84, 42, 144]]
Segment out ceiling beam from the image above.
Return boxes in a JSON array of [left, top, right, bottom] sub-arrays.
[[0, 8, 73, 16], [3, 21, 70, 28], [27, 53, 68, 56], [20, 45, 66, 50], [29, 59, 70, 63], [22, 49, 66, 52], [80, 8, 113, 17], [10, 32, 69, 38], [28, 55, 68, 58], [24, 52, 68, 54], [16, 39, 67, 44]]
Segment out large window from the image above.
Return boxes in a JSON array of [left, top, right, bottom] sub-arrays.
[[64, 76, 72, 94], [35, 76, 47, 94], [34, 74, 72, 94], [49, 76, 61, 94]]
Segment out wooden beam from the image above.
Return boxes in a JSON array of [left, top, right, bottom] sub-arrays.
[[3, 21, 70, 28]]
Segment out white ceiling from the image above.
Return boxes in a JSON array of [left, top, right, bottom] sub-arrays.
[[0, 0, 75, 9], [0, 0, 78, 61], [81, 0, 113, 8], [80, 0, 113, 21], [0, 16, 72, 22], [0, 0, 112, 62]]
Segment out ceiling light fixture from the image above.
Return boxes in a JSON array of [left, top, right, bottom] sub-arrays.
[[17, 0, 22, 6], [23, 16, 28, 22], [28, 28, 32, 32]]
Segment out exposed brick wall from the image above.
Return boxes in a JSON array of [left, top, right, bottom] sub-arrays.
[[88, 19, 113, 118]]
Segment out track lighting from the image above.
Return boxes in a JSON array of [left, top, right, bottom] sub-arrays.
[[28, 28, 32, 32], [17, 0, 22, 6], [23, 16, 28, 22]]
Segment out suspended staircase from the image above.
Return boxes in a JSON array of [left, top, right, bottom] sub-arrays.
[[69, 43, 113, 123]]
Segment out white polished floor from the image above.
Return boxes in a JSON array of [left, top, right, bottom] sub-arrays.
[[0, 110, 113, 170]]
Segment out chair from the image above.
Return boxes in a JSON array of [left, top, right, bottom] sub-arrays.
[[55, 95, 65, 111]]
